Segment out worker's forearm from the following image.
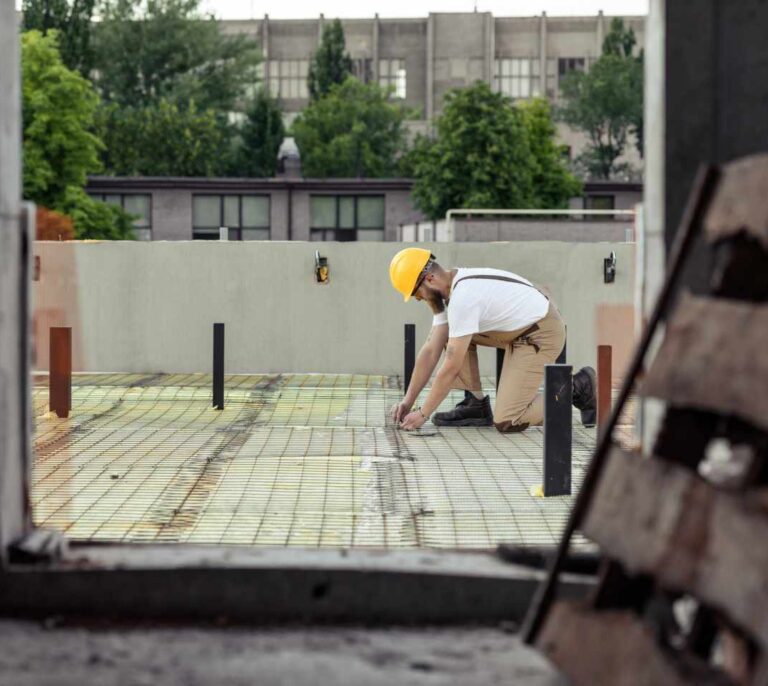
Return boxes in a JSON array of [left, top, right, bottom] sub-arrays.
[[420, 365, 461, 417], [404, 347, 442, 405]]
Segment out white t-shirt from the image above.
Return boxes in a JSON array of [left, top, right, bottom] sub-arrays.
[[431, 268, 549, 338]]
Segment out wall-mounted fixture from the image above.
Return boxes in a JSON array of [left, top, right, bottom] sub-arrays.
[[604, 251, 616, 284], [315, 250, 329, 284]]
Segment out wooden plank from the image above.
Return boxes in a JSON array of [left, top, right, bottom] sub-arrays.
[[705, 153, 768, 250], [535, 600, 731, 686], [641, 294, 768, 432], [582, 448, 768, 649]]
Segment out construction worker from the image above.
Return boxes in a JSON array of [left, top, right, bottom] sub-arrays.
[[388, 247, 596, 432]]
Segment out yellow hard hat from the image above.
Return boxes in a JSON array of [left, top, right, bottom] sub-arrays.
[[389, 248, 432, 302]]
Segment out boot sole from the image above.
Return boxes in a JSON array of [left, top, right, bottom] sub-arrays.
[[432, 417, 494, 427]]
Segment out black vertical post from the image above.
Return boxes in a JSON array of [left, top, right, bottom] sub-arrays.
[[404, 324, 415, 393], [543, 364, 572, 496], [213, 323, 224, 410], [556, 328, 567, 364], [496, 348, 505, 390]]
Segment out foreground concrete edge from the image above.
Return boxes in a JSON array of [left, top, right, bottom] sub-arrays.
[[0, 544, 592, 625]]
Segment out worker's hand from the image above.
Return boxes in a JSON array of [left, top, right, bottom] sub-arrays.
[[390, 401, 411, 423], [400, 410, 427, 431]]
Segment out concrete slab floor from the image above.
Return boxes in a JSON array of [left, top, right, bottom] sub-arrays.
[[32, 373, 635, 550], [0, 620, 566, 686]]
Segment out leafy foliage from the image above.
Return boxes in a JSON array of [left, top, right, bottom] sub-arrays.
[[92, 0, 261, 113], [22, 0, 96, 75], [98, 99, 229, 176], [558, 18, 643, 179], [22, 30, 102, 206], [35, 206, 75, 240], [234, 88, 285, 177], [61, 188, 136, 240], [307, 18, 353, 101], [518, 98, 582, 208], [21, 31, 134, 239], [408, 82, 574, 220], [292, 77, 409, 178]]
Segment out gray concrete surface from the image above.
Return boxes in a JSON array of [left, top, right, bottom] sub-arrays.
[[0, 620, 565, 686], [0, 0, 28, 557], [32, 241, 635, 376]]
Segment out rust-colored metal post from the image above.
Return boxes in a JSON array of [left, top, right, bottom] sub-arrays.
[[50, 327, 71, 418], [597, 345, 613, 435]]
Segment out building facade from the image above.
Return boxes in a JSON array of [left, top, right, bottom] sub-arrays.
[[222, 12, 645, 164], [85, 175, 641, 242]]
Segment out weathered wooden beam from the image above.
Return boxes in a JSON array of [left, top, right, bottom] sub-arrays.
[[705, 153, 768, 250], [641, 294, 768, 432], [535, 600, 732, 686], [582, 447, 768, 649]]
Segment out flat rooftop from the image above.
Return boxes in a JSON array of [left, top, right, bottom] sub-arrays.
[[32, 374, 631, 550]]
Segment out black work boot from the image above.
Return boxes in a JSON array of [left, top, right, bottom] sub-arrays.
[[433, 393, 494, 427], [572, 366, 597, 427]]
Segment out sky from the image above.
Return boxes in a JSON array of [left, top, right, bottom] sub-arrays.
[[200, 0, 648, 20]]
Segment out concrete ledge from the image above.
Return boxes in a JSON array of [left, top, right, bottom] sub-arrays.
[[0, 545, 592, 625]]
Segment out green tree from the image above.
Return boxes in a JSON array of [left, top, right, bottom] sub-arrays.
[[307, 18, 353, 101], [93, 0, 261, 113], [22, 0, 96, 76], [408, 82, 539, 220], [234, 88, 285, 177], [21, 30, 134, 239], [518, 98, 582, 208], [558, 18, 643, 178], [292, 77, 409, 178], [98, 99, 229, 176]]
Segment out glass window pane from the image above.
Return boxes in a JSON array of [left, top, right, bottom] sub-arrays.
[[357, 229, 384, 242], [520, 59, 530, 76], [532, 59, 540, 75], [501, 59, 511, 76], [193, 196, 220, 227], [241, 228, 270, 241], [242, 196, 269, 227], [396, 70, 406, 98], [133, 228, 151, 241], [310, 196, 337, 228], [300, 80, 308, 98], [379, 60, 388, 77], [104, 194, 121, 207], [338, 196, 355, 228], [123, 194, 150, 227], [223, 195, 240, 227], [356, 196, 384, 228], [521, 79, 531, 98]]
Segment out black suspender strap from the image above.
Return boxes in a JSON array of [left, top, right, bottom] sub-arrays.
[[451, 274, 549, 300]]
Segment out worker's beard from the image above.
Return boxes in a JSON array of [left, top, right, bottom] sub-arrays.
[[423, 285, 446, 315]]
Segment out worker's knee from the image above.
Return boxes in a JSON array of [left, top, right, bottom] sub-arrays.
[[494, 420, 530, 434]]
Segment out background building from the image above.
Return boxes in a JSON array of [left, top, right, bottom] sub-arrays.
[[222, 12, 646, 167]]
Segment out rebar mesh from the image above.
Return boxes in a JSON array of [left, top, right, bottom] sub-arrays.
[[31, 373, 633, 549]]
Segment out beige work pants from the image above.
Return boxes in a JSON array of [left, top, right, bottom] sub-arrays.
[[452, 302, 566, 432]]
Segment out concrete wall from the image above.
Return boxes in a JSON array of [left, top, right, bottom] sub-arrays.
[[452, 219, 635, 243], [33, 242, 636, 380]]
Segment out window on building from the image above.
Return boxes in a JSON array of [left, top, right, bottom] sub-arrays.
[[585, 194, 616, 212], [310, 195, 385, 241], [546, 57, 586, 99], [493, 58, 540, 99], [192, 195, 270, 240], [352, 58, 373, 84], [379, 59, 406, 99], [558, 57, 586, 77], [268, 60, 310, 99], [90, 193, 152, 241]]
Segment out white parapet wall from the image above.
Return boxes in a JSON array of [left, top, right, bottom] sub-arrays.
[[33, 241, 636, 378]]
